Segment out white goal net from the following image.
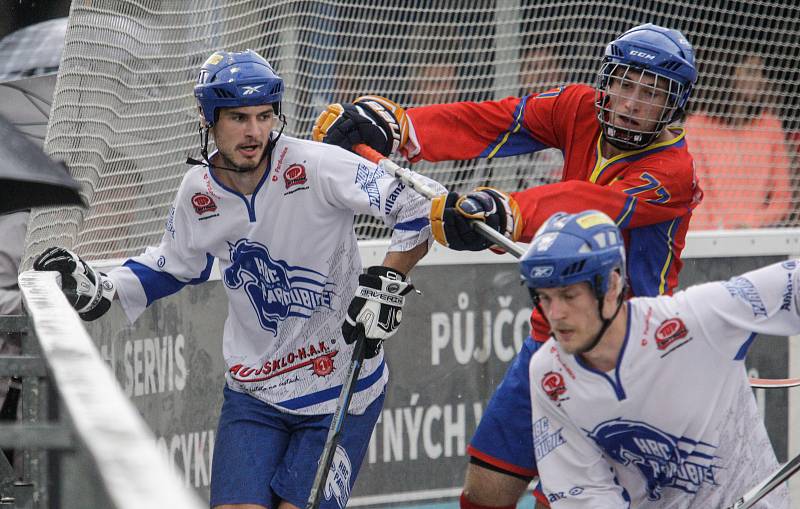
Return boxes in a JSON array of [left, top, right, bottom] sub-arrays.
[[23, 0, 800, 263]]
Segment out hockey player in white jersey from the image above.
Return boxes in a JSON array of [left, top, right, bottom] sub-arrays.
[[32, 49, 445, 509], [521, 209, 791, 508]]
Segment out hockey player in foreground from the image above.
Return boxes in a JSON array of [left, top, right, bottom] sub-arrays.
[[521, 209, 789, 508], [314, 23, 702, 508], [32, 49, 445, 509]]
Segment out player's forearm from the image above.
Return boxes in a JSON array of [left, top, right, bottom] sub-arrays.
[[380, 241, 428, 275], [513, 181, 687, 240], [405, 98, 521, 162]]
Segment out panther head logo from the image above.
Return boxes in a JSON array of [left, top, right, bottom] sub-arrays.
[[224, 239, 292, 334]]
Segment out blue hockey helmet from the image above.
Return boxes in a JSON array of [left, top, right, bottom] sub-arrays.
[[596, 24, 697, 150], [194, 49, 284, 126], [520, 210, 626, 299]]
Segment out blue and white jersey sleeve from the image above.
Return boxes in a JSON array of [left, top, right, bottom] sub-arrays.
[[678, 259, 800, 360], [309, 143, 446, 253], [531, 349, 631, 508], [108, 169, 215, 323]]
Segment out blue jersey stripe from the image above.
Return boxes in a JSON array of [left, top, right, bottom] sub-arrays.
[[279, 360, 385, 410], [626, 222, 676, 297], [394, 217, 429, 231], [734, 332, 758, 361], [125, 253, 214, 305], [478, 95, 550, 159]]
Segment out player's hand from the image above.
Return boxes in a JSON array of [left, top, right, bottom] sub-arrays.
[[342, 266, 414, 359], [313, 95, 409, 157], [32, 247, 116, 321], [430, 187, 522, 251]]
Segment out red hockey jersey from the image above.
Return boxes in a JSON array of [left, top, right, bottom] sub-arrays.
[[406, 84, 702, 297]]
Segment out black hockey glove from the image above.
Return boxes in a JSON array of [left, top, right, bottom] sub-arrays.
[[342, 266, 414, 359], [33, 247, 116, 321], [429, 187, 522, 251], [312, 95, 408, 157]]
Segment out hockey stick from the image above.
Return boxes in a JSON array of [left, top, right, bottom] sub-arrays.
[[354, 146, 800, 389], [354, 144, 527, 258], [725, 450, 800, 508], [306, 327, 367, 509], [749, 377, 800, 389]]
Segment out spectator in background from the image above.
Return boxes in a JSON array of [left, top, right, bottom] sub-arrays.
[[519, 46, 566, 96], [686, 47, 792, 229], [515, 45, 568, 189]]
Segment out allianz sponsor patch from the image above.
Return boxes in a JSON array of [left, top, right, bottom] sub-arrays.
[[723, 276, 767, 317], [780, 272, 794, 312], [384, 182, 405, 215]]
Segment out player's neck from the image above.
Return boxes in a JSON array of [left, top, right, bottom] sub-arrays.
[[210, 155, 269, 196], [578, 303, 628, 372], [601, 128, 677, 159]]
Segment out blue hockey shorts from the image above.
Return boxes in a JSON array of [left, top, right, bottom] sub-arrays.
[[210, 385, 384, 509]]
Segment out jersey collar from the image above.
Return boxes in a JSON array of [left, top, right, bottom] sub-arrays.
[[590, 127, 686, 184]]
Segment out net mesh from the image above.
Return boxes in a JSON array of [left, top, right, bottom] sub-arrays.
[[23, 0, 800, 263]]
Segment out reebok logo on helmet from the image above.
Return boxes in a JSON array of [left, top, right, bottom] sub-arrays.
[[242, 85, 264, 95]]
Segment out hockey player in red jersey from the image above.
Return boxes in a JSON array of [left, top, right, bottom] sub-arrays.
[[314, 23, 701, 509]]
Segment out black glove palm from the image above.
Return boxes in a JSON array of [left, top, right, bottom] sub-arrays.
[[33, 247, 115, 321], [343, 266, 414, 359]]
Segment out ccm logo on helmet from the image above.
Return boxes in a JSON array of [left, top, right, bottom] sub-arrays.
[[629, 50, 656, 60]]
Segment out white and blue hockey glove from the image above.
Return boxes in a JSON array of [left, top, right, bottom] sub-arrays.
[[33, 247, 116, 321], [342, 266, 414, 359]]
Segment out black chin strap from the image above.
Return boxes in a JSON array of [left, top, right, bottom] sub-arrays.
[[187, 114, 287, 173], [576, 290, 625, 355]]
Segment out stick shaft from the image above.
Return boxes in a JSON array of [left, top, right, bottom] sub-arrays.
[[354, 144, 526, 258], [726, 452, 800, 508], [305, 332, 367, 509]]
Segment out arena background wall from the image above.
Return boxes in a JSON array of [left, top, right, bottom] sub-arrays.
[[89, 233, 800, 507]]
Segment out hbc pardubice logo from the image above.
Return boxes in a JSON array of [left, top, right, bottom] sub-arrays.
[[223, 239, 333, 334], [324, 445, 352, 509], [588, 418, 717, 500]]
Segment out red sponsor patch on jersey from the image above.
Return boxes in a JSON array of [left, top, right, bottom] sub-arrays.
[[541, 371, 566, 401], [655, 318, 688, 350], [284, 164, 307, 188], [312, 354, 334, 376], [191, 192, 217, 215]]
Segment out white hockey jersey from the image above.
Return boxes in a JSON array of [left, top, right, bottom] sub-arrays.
[[109, 134, 444, 415], [530, 260, 798, 508]]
